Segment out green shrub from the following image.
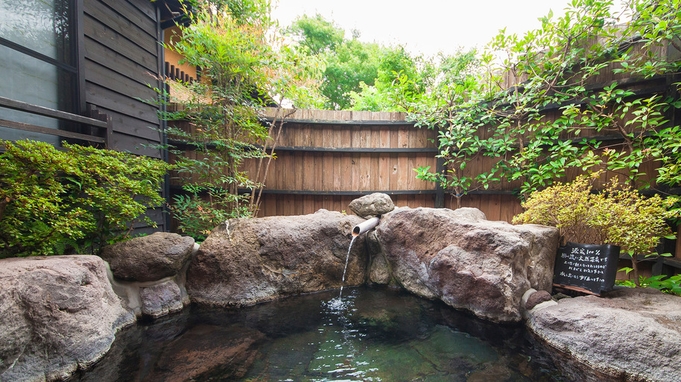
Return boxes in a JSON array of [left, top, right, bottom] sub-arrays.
[[618, 275, 681, 297], [0, 140, 171, 257], [172, 185, 249, 242], [513, 172, 671, 254], [513, 172, 673, 282]]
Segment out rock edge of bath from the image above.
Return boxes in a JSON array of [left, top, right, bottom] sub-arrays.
[[2, 196, 680, 381]]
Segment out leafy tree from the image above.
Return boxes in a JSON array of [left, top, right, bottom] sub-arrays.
[[286, 14, 427, 110], [414, 0, 681, 217], [322, 39, 383, 109], [349, 46, 431, 112], [286, 14, 344, 54], [163, 0, 324, 240]]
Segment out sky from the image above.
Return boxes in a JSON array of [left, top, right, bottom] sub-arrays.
[[271, 0, 570, 57]]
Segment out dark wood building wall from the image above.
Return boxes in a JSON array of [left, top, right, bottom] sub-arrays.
[[82, 0, 163, 159], [83, 0, 167, 232]]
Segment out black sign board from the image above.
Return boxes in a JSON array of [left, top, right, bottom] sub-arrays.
[[553, 242, 620, 295]]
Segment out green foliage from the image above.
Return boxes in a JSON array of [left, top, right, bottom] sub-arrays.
[[321, 38, 383, 110], [618, 274, 681, 296], [164, 4, 264, 232], [171, 185, 246, 242], [513, 171, 673, 283], [286, 14, 344, 54], [513, 172, 672, 254], [349, 46, 435, 112], [286, 14, 430, 110], [0, 140, 170, 257], [413, 0, 681, 211], [161, 0, 325, 239], [639, 274, 681, 296]]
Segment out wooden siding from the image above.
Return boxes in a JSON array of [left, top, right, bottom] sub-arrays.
[[83, 0, 166, 231], [83, 0, 163, 158]]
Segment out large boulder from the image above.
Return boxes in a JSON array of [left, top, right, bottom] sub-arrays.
[[100, 232, 195, 282], [527, 288, 681, 381], [186, 210, 367, 307], [0, 256, 135, 381], [375, 207, 559, 322]]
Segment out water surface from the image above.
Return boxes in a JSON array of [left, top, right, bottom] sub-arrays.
[[78, 286, 562, 381]]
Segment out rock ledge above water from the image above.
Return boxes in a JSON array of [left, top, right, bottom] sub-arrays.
[[0, 255, 134, 381], [527, 287, 681, 382]]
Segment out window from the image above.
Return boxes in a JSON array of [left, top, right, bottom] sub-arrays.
[[0, 0, 77, 144]]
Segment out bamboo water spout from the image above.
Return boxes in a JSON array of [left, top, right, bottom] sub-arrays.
[[352, 217, 380, 237]]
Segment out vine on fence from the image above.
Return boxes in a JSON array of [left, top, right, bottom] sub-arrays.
[[413, 0, 681, 218]]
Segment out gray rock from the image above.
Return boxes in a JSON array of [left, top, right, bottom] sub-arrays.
[[140, 280, 186, 319], [0, 256, 135, 381], [100, 232, 195, 282], [186, 209, 367, 307], [527, 287, 681, 381], [375, 207, 559, 322], [348, 193, 395, 218], [366, 231, 393, 285]]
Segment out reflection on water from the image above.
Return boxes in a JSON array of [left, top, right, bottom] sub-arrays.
[[77, 286, 563, 381]]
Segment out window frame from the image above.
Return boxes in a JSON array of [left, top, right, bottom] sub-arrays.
[[0, 0, 82, 116]]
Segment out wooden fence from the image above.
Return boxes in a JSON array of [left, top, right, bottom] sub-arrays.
[[236, 108, 524, 221], [168, 108, 529, 222], [241, 109, 438, 216], [167, 73, 677, 225]]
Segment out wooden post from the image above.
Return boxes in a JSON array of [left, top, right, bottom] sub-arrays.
[[435, 156, 445, 208]]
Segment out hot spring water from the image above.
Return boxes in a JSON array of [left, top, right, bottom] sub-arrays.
[[77, 287, 561, 381]]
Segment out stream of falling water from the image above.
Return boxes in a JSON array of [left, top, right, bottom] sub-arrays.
[[339, 236, 357, 298]]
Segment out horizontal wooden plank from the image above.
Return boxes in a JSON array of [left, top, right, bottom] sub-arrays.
[[85, 82, 160, 125], [83, 14, 158, 73], [108, 130, 162, 158], [84, 0, 157, 55], [97, 0, 157, 37], [273, 146, 438, 154], [84, 59, 157, 102], [94, 107, 161, 140], [84, 36, 159, 86], [128, 0, 157, 22], [262, 107, 409, 123], [0, 96, 108, 128], [0, 118, 106, 143], [272, 124, 438, 150], [278, 120, 416, 127], [249, 189, 437, 196]]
